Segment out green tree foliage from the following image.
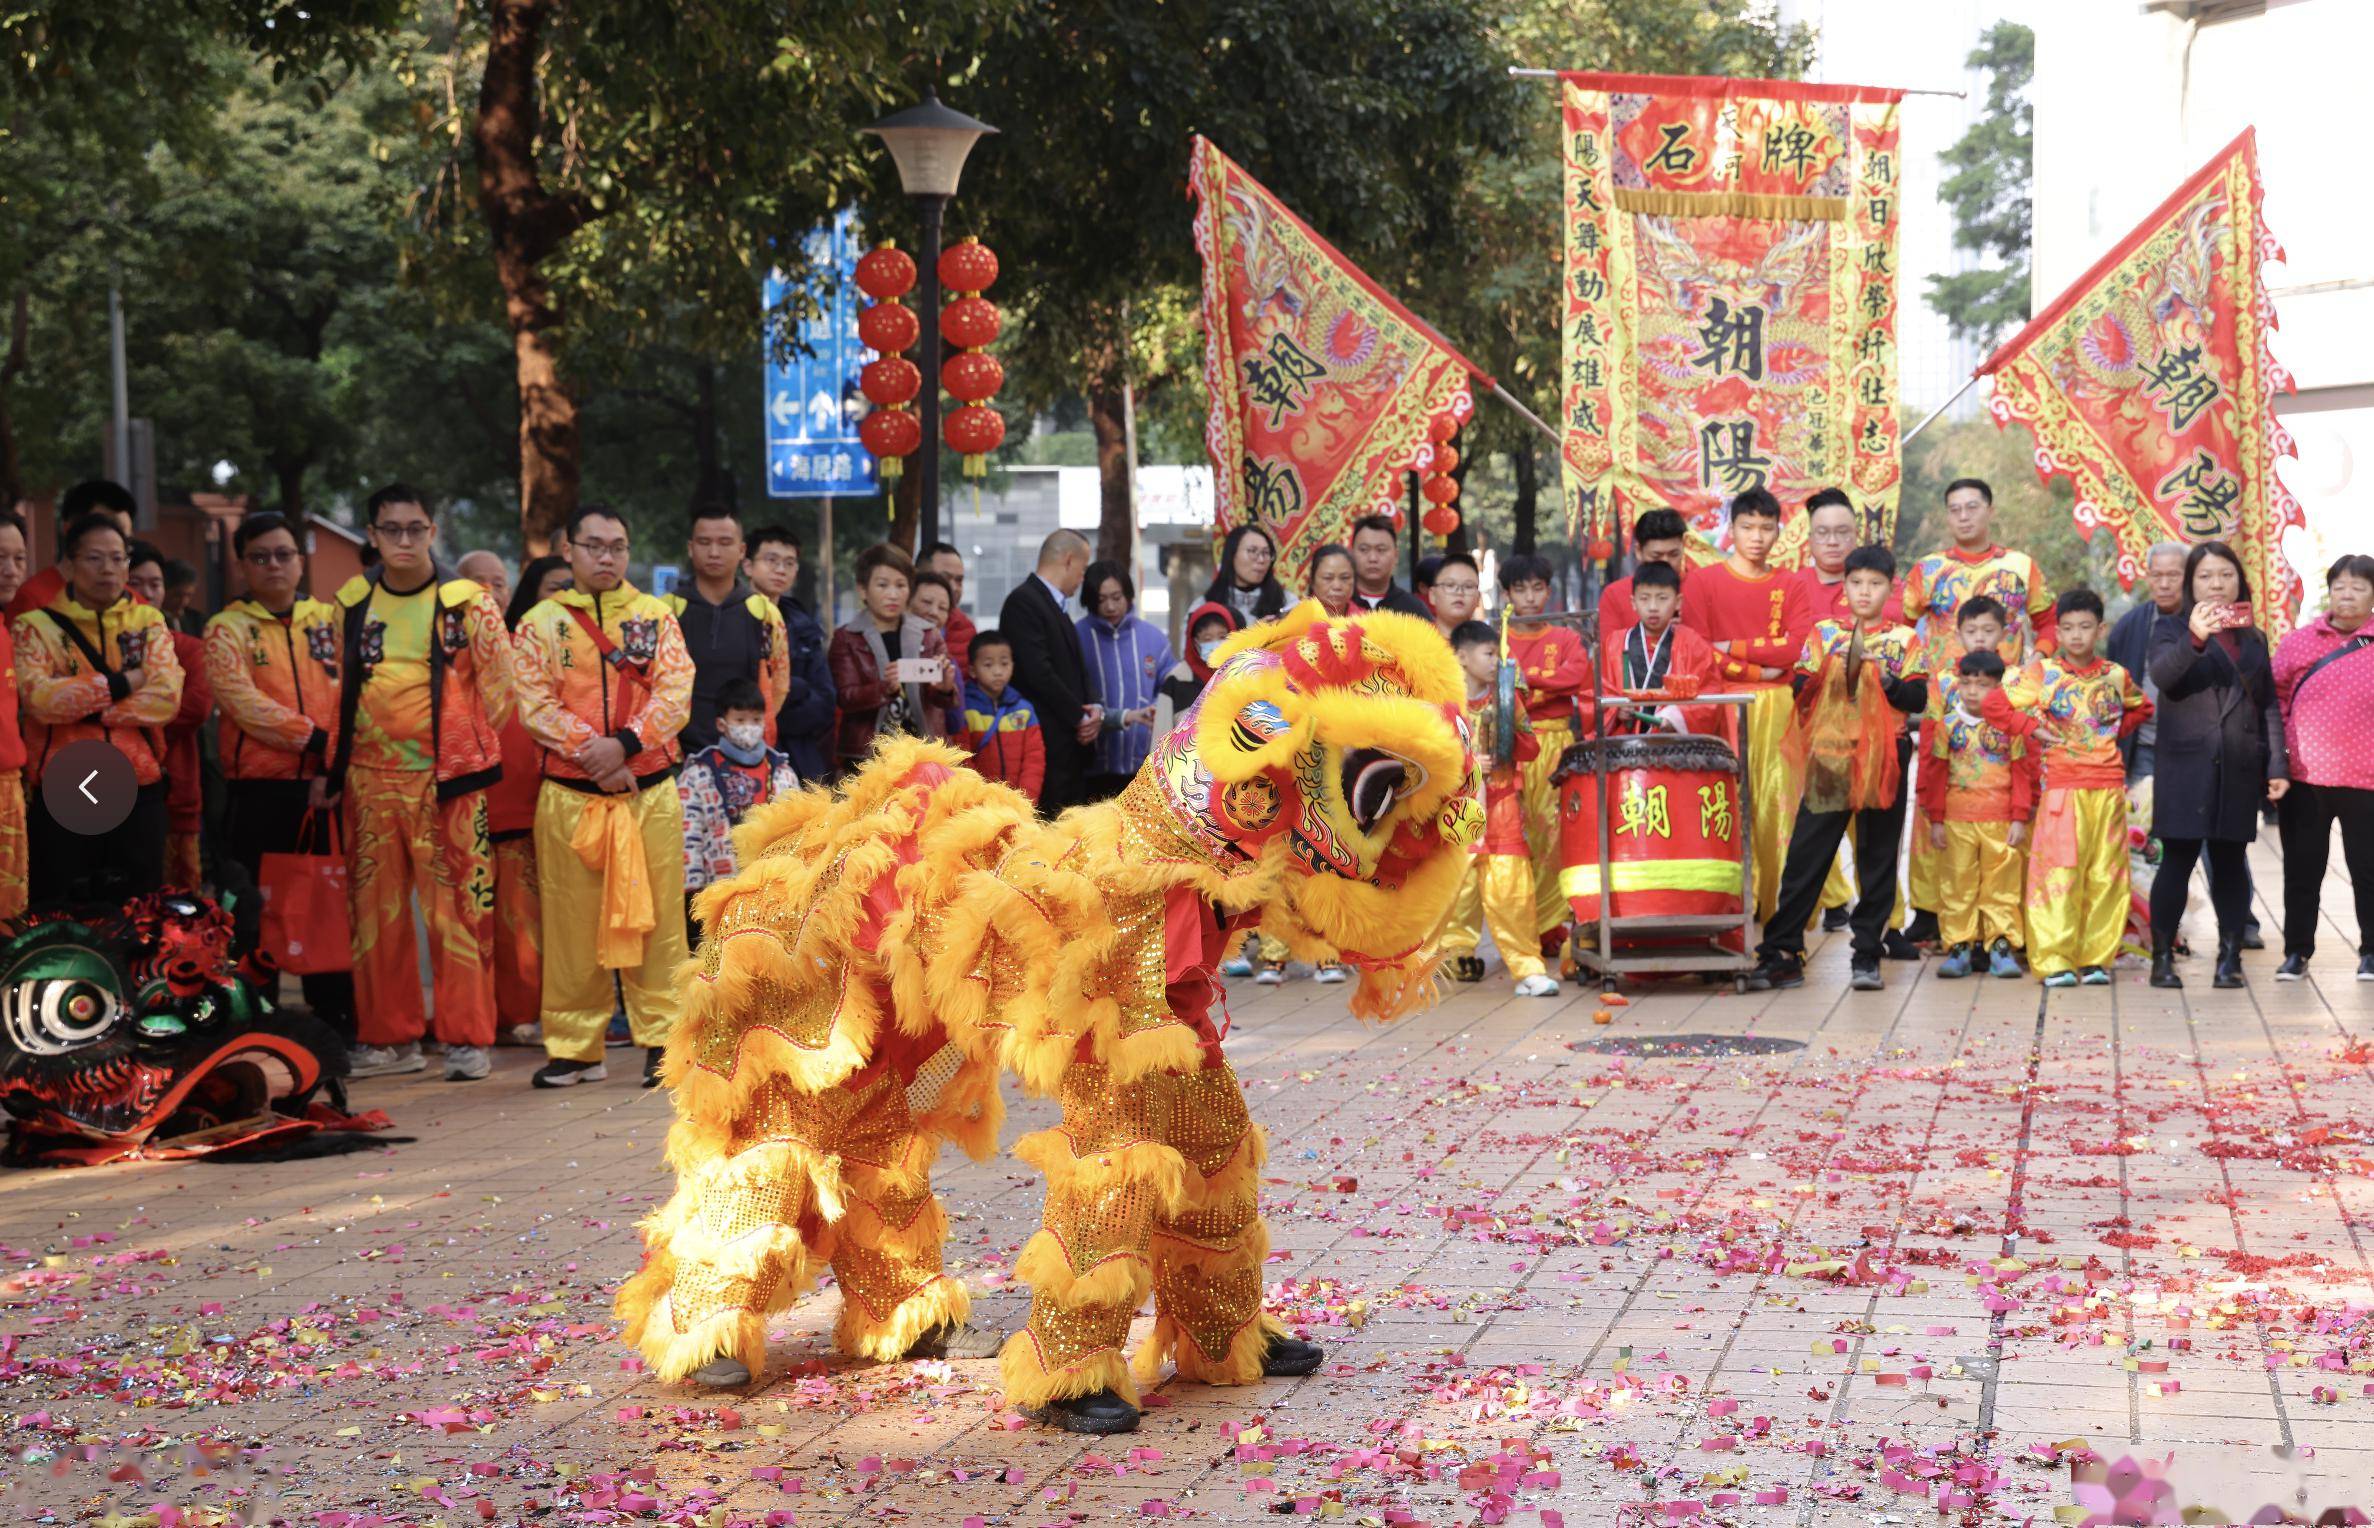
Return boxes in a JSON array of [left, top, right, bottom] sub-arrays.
[[1925, 20, 2033, 349]]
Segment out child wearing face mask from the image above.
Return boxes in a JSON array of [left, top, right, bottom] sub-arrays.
[[1152, 602, 1242, 739], [679, 676, 800, 941]]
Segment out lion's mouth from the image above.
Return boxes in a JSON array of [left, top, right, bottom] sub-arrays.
[[1343, 748, 1419, 834]]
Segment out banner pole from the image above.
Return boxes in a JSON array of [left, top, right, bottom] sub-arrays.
[[1901, 375, 1981, 448], [1487, 381, 1563, 450], [1504, 65, 1966, 100]]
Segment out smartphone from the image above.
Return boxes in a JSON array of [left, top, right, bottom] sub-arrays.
[[2220, 601, 2254, 630], [890, 657, 935, 684]]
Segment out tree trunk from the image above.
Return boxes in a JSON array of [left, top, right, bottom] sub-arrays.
[[1511, 444, 1538, 556], [688, 360, 732, 510], [273, 455, 308, 523], [1087, 381, 1135, 567], [0, 288, 26, 512], [473, 0, 591, 556]]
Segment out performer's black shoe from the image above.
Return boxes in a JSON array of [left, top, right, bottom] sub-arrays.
[[1881, 930, 1924, 962], [1261, 1335, 1325, 1377], [1030, 1389, 1141, 1434], [1821, 906, 1850, 933], [693, 1356, 752, 1388], [643, 1047, 666, 1088], [2213, 941, 2246, 989], [2240, 922, 2266, 951], [2149, 946, 2182, 989], [1902, 910, 1940, 946], [904, 1322, 1004, 1360], [2275, 952, 2310, 981], [1742, 956, 1803, 992]]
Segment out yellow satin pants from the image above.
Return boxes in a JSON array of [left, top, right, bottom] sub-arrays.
[[1001, 1057, 1277, 1409], [1440, 853, 1546, 980], [2025, 786, 2128, 976], [1521, 719, 1574, 937], [1743, 688, 1796, 923], [534, 780, 688, 1061], [1937, 821, 2026, 949]]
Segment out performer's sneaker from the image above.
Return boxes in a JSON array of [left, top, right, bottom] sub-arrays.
[[1029, 1388, 1140, 1434], [2042, 970, 2079, 989], [443, 1045, 491, 1082], [532, 1058, 607, 1088], [1935, 943, 1974, 980], [1513, 974, 1561, 998], [693, 1356, 752, 1388], [1313, 964, 1350, 985], [1261, 1335, 1325, 1376], [1253, 963, 1287, 986], [1989, 939, 2024, 979], [2275, 953, 2309, 981], [1849, 957, 1883, 991], [348, 1042, 426, 1078], [1742, 956, 1803, 992], [643, 1048, 666, 1088], [1219, 956, 1255, 979], [2079, 965, 2112, 986], [903, 1322, 1004, 1361], [1821, 906, 1850, 933], [2359, 954, 2374, 982], [1881, 930, 1924, 962], [1448, 956, 1485, 984]]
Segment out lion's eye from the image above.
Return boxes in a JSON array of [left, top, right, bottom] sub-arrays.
[[4, 979, 122, 1057]]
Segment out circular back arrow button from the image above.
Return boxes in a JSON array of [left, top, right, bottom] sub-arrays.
[[42, 740, 139, 836]]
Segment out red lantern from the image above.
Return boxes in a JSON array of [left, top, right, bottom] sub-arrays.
[[1587, 536, 1617, 562], [944, 404, 1006, 457], [940, 296, 1002, 350], [1422, 474, 1459, 506], [1388, 508, 1406, 531], [860, 356, 921, 407], [1428, 414, 1458, 445], [942, 350, 1004, 404], [857, 300, 919, 355], [858, 408, 922, 478], [854, 245, 916, 302], [937, 238, 1000, 295], [1431, 443, 1460, 475], [1421, 505, 1461, 537]]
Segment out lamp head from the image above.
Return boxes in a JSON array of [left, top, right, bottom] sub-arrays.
[[863, 89, 997, 200]]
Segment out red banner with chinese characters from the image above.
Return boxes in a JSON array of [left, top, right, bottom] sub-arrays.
[[1978, 129, 2300, 631], [1559, 72, 1903, 566], [1191, 136, 1482, 588]]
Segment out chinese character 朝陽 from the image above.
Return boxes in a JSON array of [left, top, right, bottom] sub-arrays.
[[1700, 419, 1773, 495], [1242, 332, 1329, 429], [1698, 781, 1734, 842], [1691, 298, 1766, 381], [2141, 344, 2222, 434], [1617, 780, 1672, 840]]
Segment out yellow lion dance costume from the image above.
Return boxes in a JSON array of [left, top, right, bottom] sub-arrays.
[[617, 605, 1479, 1432]]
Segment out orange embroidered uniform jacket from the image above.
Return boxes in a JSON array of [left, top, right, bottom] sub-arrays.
[[203, 596, 342, 780], [328, 574, 513, 798], [513, 582, 695, 791], [11, 592, 185, 786]]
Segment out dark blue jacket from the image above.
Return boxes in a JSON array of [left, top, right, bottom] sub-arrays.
[[775, 595, 837, 783]]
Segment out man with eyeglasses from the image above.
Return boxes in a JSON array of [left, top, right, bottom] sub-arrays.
[[204, 512, 356, 1042], [744, 526, 835, 785], [512, 503, 694, 1091], [12, 513, 185, 908], [326, 483, 515, 1083]]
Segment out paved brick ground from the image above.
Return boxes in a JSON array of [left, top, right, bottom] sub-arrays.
[[5, 836, 2371, 1525]]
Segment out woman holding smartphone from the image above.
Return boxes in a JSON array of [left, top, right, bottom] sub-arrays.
[[828, 542, 956, 776], [2145, 540, 2288, 989]]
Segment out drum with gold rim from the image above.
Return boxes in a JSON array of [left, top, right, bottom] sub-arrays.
[[1554, 734, 1745, 930]]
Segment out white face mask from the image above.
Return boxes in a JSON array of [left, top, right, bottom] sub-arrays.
[[722, 722, 765, 753], [1198, 639, 1223, 663]]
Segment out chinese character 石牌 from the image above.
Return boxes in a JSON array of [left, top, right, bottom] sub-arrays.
[[2141, 343, 2223, 434], [1759, 119, 1822, 182], [1644, 121, 1701, 176], [1700, 419, 1773, 495], [1691, 298, 1767, 381], [1242, 332, 1328, 428]]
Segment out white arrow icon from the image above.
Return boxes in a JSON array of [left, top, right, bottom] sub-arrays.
[[78, 770, 100, 805], [770, 390, 798, 429]]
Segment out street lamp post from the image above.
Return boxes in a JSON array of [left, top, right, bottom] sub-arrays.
[[863, 89, 997, 553]]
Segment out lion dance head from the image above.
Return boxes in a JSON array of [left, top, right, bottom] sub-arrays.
[[1118, 602, 1482, 1018]]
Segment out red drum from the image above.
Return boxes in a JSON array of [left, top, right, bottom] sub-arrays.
[[1554, 734, 1744, 929]]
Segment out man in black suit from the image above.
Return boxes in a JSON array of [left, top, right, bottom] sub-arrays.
[[1349, 514, 1432, 618], [999, 528, 1096, 811]]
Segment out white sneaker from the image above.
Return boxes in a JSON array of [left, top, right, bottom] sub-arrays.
[[1513, 974, 1562, 998], [1313, 964, 1349, 985], [532, 1058, 608, 1089], [443, 1045, 491, 1082], [497, 1024, 540, 1047], [348, 1042, 426, 1078], [1253, 965, 1287, 986]]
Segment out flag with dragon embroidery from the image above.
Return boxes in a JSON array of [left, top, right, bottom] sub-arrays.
[[1978, 128, 2300, 632], [1558, 72, 1903, 567], [1190, 136, 1482, 589]]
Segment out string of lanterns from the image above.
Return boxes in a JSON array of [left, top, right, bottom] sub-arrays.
[[1419, 414, 1462, 539], [854, 237, 1006, 482]]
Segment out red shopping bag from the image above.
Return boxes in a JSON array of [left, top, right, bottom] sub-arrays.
[[258, 810, 353, 975]]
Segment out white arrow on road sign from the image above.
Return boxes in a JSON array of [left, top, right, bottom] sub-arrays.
[[770, 390, 799, 429], [78, 771, 99, 805]]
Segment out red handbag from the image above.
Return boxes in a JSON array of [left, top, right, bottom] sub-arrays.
[[258, 810, 353, 975]]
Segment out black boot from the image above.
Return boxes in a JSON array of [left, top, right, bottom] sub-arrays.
[[1262, 1335, 1325, 1376], [2149, 945, 2182, 990], [1030, 1388, 1141, 1434], [2213, 940, 2246, 989]]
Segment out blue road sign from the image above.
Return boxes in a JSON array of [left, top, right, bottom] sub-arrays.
[[764, 208, 878, 499]]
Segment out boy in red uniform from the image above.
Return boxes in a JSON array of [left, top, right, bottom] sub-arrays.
[[1748, 547, 1927, 992], [1441, 622, 1558, 996], [1596, 507, 1692, 647], [954, 631, 1045, 802], [1919, 648, 2037, 980], [1499, 552, 1592, 950], [1595, 561, 1723, 737], [1679, 488, 1814, 921]]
